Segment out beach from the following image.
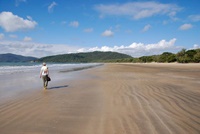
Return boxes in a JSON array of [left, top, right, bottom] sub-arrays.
[[0, 63, 200, 134]]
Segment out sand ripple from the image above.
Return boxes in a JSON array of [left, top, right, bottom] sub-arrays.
[[0, 63, 200, 134]]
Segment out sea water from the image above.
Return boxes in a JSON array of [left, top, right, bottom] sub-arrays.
[[0, 62, 101, 75], [0, 62, 102, 103]]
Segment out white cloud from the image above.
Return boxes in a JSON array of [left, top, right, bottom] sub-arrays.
[[102, 30, 114, 37], [179, 23, 193, 30], [142, 24, 151, 32], [23, 36, 32, 42], [48, 1, 57, 13], [78, 38, 179, 57], [69, 21, 79, 28], [188, 15, 200, 22], [94, 2, 181, 20], [84, 28, 93, 33], [27, 16, 33, 21], [0, 33, 4, 40], [0, 12, 37, 32], [193, 44, 200, 49]]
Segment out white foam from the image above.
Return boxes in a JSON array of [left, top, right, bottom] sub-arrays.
[[0, 63, 100, 75]]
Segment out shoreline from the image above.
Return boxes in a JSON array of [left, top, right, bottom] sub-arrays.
[[0, 63, 200, 134], [59, 63, 103, 73]]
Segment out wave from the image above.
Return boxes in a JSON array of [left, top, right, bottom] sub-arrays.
[[0, 63, 102, 75]]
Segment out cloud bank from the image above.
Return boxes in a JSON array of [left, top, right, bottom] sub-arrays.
[[0, 41, 78, 58], [0, 39, 180, 58], [78, 38, 179, 57]]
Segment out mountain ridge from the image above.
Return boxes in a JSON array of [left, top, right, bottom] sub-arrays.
[[0, 53, 38, 62], [0, 51, 132, 63], [37, 51, 132, 62]]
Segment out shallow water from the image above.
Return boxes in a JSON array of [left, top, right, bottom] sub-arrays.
[[0, 62, 102, 103]]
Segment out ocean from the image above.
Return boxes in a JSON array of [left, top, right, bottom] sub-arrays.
[[0, 62, 102, 75], [0, 62, 103, 103]]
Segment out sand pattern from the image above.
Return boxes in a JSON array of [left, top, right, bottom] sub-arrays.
[[0, 63, 200, 134]]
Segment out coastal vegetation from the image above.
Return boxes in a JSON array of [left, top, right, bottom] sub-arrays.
[[38, 49, 200, 63], [37, 51, 132, 63], [1, 49, 200, 63], [115, 48, 200, 63]]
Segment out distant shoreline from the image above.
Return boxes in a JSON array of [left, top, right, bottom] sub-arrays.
[[59, 63, 104, 73]]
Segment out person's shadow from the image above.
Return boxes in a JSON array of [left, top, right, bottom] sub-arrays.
[[48, 85, 68, 90]]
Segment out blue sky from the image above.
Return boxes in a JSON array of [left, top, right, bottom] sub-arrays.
[[0, 0, 200, 57]]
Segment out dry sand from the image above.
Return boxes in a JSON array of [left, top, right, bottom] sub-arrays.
[[0, 63, 200, 134]]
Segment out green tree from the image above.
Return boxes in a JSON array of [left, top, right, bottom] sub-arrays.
[[176, 49, 188, 63], [167, 54, 176, 62], [193, 49, 200, 62], [158, 52, 176, 63], [139, 56, 153, 63], [185, 49, 197, 62]]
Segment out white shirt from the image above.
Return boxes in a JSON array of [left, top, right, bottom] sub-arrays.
[[40, 66, 48, 76]]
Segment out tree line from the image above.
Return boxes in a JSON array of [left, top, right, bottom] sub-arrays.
[[115, 48, 200, 63]]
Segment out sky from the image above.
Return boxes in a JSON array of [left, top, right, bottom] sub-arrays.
[[0, 0, 200, 58]]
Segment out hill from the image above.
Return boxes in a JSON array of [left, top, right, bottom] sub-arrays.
[[0, 53, 38, 62], [38, 51, 132, 62]]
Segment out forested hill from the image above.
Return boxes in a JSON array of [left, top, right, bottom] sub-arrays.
[[38, 51, 132, 62], [0, 53, 37, 62]]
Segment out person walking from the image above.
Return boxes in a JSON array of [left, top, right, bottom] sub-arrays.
[[40, 62, 49, 89]]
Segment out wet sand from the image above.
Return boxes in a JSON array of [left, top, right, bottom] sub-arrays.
[[0, 63, 200, 134]]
